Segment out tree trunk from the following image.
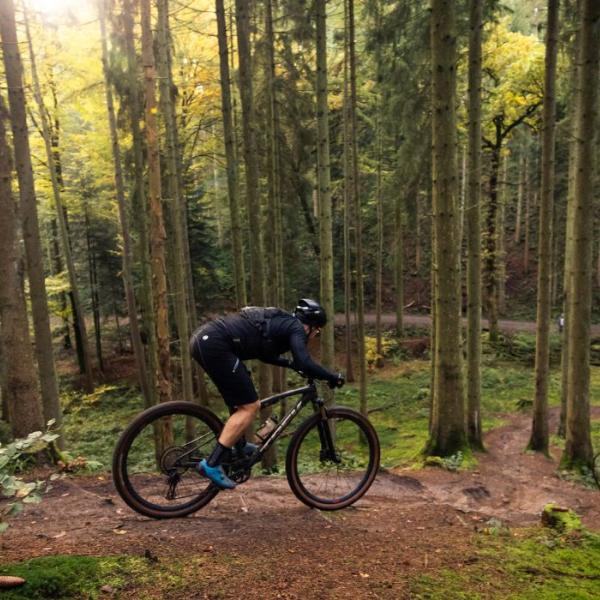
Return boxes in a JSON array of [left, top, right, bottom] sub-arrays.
[[99, 0, 152, 407], [426, 0, 466, 456], [0, 98, 45, 438], [84, 204, 103, 373], [0, 0, 61, 430], [497, 154, 508, 314], [562, 0, 599, 470], [123, 0, 158, 408], [348, 0, 367, 417], [156, 0, 194, 405], [216, 0, 246, 307], [141, 0, 172, 406], [524, 179, 531, 274], [24, 10, 94, 393], [514, 151, 524, 244], [342, 0, 354, 383], [315, 0, 335, 389], [466, 0, 483, 450], [529, 0, 559, 454], [485, 144, 501, 342], [235, 0, 272, 465]]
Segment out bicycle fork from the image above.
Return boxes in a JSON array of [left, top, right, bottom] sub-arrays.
[[314, 402, 341, 464]]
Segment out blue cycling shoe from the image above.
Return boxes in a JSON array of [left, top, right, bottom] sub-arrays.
[[198, 459, 236, 490]]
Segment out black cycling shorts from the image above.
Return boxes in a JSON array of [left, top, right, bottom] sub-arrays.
[[189, 326, 258, 409]]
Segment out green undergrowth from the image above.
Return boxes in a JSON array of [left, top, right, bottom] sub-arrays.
[[410, 527, 600, 599], [58, 361, 600, 473]]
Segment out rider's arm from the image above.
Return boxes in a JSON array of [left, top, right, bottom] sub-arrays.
[[288, 328, 338, 383], [262, 355, 293, 368]]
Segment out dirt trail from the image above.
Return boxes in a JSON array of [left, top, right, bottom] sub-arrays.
[[1, 409, 599, 599], [336, 313, 600, 336]]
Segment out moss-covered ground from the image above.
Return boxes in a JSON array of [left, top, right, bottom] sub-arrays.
[[409, 528, 600, 599]]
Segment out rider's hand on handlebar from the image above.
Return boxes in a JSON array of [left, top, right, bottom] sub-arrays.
[[328, 373, 345, 389]]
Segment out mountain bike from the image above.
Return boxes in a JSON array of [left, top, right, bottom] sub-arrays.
[[112, 378, 380, 519]]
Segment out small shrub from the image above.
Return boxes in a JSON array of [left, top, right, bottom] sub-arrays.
[[0, 423, 61, 532]]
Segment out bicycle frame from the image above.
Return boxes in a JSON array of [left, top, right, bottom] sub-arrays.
[[254, 380, 328, 456]]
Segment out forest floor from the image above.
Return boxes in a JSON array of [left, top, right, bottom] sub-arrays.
[[2, 406, 600, 599]]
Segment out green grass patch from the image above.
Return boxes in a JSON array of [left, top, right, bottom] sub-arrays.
[[0, 555, 152, 599], [0, 553, 260, 599], [409, 527, 600, 599]]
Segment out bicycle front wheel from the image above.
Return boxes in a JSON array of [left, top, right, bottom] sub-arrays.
[[286, 407, 380, 510], [113, 401, 223, 519]]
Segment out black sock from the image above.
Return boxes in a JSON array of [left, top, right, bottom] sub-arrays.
[[207, 442, 231, 467]]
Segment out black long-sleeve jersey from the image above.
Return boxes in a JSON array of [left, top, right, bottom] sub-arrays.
[[210, 310, 337, 383]]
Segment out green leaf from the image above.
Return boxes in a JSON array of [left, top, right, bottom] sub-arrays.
[[0, 522, 8, 533]]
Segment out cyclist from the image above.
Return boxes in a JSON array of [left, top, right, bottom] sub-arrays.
[[189, 298, 345, 489]]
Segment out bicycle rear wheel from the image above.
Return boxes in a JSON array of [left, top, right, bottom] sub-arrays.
[[112, 401, 223, 519], [286, 407, 380, 510]]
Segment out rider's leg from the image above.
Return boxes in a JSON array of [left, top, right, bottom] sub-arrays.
[[218, 400, 260, 447], [204, 400, 260, 468]]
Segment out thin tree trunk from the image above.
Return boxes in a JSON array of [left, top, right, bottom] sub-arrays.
[[84, 204, 103, 373], [497, 154, 508, 314], [157, 0, 194, 404], [0, 98, 45, 438], [0, 0, 61, 430], [216, 0, 246, 306], [123, 0, 158, 408], [348, 0, 367, 417], [514, 151, 524, 244], [466, 0, 483, 450], [99, 0, 152, 407], [485, 144, 501, 342], [141, 0, 172, 406], [315, 0, 335, 387], [24, 10, 94, 393], [529, 0, 559, 454], [426, 0, 466, 456], [375, 102, 384, 359], [342, 0, 354, 383], [415, 192, 422, 271], [235, 0, 272, 465], [524, 186, 531, 274], [562, 0, 599, 470]]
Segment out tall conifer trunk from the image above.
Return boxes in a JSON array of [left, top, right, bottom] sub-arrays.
[[315, 0, 335, 388], [156, 0, 194, 404], [562, 0, 600, 469], [123, 0, 158, 407], [235, 0, 272, 465], [466, 0, 483, 449], [426, 0, 466, 456], [216, 0, 246, 307], [348, 0, 367, 416], [529, 0, 559, 454], [141, 0, 172, 406], [342, 0, 354, 383], [0, 0, 61, 428], [0, 98, 45, 438]]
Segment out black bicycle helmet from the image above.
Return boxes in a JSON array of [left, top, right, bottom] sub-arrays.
[[294, 298, 327, 328]]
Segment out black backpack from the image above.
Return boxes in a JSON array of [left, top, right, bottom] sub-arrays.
[[239, 306, 291, 339]]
